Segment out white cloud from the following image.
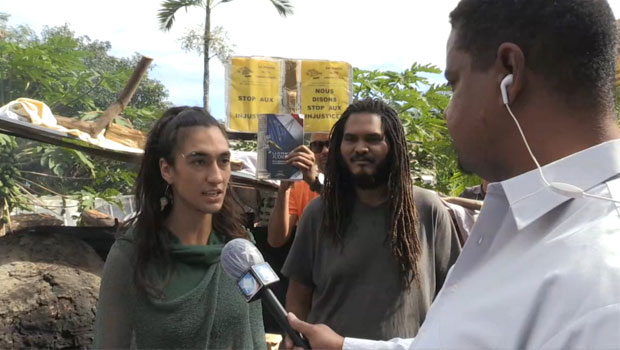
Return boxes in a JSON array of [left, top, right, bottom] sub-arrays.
[[5, 0, 620, 120]]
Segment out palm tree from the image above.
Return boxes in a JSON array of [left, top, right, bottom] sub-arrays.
[[158, 0, 294, 110]]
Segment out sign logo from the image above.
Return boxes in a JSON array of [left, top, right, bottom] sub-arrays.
[[237, 66, 253, 78], [306, 69, 322, 79]]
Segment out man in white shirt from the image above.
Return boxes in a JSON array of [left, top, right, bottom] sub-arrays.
[[285, 0, 620, 349]]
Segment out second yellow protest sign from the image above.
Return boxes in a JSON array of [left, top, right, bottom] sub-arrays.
[[301, 61, 352, 133]]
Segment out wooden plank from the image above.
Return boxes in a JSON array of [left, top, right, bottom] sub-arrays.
[[0, 116, 277, 192], [229, 171, 278, 191], [104, 123, 146, 149], [0, 116, 142, 163]]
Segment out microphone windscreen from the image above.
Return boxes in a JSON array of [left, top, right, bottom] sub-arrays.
[[221, 238, 265, 280]]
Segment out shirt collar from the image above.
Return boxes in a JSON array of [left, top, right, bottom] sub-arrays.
[[500, 139, 620, 230]]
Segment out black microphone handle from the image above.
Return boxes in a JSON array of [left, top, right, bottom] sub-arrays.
[[261, 287, 311, 349]]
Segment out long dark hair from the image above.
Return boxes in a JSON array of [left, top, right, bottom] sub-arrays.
[[322, 98, 422, 286], [131, 106, 248, 298]]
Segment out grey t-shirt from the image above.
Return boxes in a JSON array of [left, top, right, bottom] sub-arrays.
[[281, 186, 461, 340]]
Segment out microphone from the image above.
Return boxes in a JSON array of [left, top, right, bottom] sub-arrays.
[[221, 238, 311, 349]]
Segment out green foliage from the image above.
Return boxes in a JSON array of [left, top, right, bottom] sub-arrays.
[[75, 186, 123, 213], [353, 64, 480, 195], [230, 139, 257, 152], [158, 0, 204, 31], [0, 135, 28, 223], [266, 0, 294, 16], [180, 25, 234, 63], [0, 18, 169, 124], [122, 106, 163, 132], [0, 15, 168, 219]]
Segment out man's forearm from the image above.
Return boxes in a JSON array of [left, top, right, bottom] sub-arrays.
[[286, 281, 313, 321], [267, 188, 290, 247]]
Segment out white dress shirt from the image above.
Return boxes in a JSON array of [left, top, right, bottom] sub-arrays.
[[344, 140, 620, 350]]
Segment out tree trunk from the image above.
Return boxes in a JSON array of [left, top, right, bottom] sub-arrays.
[[203, 4, 211, 110], [51, 57, 152, 139], [90, 56, 153, 137]]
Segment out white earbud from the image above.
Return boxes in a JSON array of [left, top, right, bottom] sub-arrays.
[[499, 74, 620, 203], [500, 74, 514, 104]]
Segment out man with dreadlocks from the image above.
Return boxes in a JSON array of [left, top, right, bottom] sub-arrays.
[[285, 0, 620, 349], [281, 98, 461, 342]]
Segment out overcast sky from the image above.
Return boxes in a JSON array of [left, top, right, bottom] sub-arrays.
[[5, 0, 620, 120]]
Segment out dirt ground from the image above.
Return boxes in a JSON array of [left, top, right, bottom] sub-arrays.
[[0, 231, 103, 349]]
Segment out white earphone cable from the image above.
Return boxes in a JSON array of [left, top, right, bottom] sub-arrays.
[[504, 102, 620, 203], [504, 103, 551, 186]]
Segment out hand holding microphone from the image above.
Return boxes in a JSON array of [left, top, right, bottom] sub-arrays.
[[221, 239, 311, 349], [286, 313, 344, 350]]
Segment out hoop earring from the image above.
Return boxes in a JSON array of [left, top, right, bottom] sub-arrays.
[[160, 183, 173, 211]]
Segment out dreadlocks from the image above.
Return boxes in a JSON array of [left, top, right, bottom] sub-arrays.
[[321, 98, 422, 286]]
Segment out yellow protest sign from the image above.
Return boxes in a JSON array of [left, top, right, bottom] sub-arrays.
[[301, 61, 352, 133], [227, 57, 282, 132]]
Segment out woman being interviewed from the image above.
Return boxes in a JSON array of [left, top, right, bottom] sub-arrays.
[[94, 107, 266, 349]]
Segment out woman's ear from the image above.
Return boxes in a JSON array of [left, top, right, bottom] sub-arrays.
[[159, 158, 174, 185]]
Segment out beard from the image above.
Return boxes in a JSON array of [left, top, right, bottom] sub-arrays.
[[348, 157, 391, 189]]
